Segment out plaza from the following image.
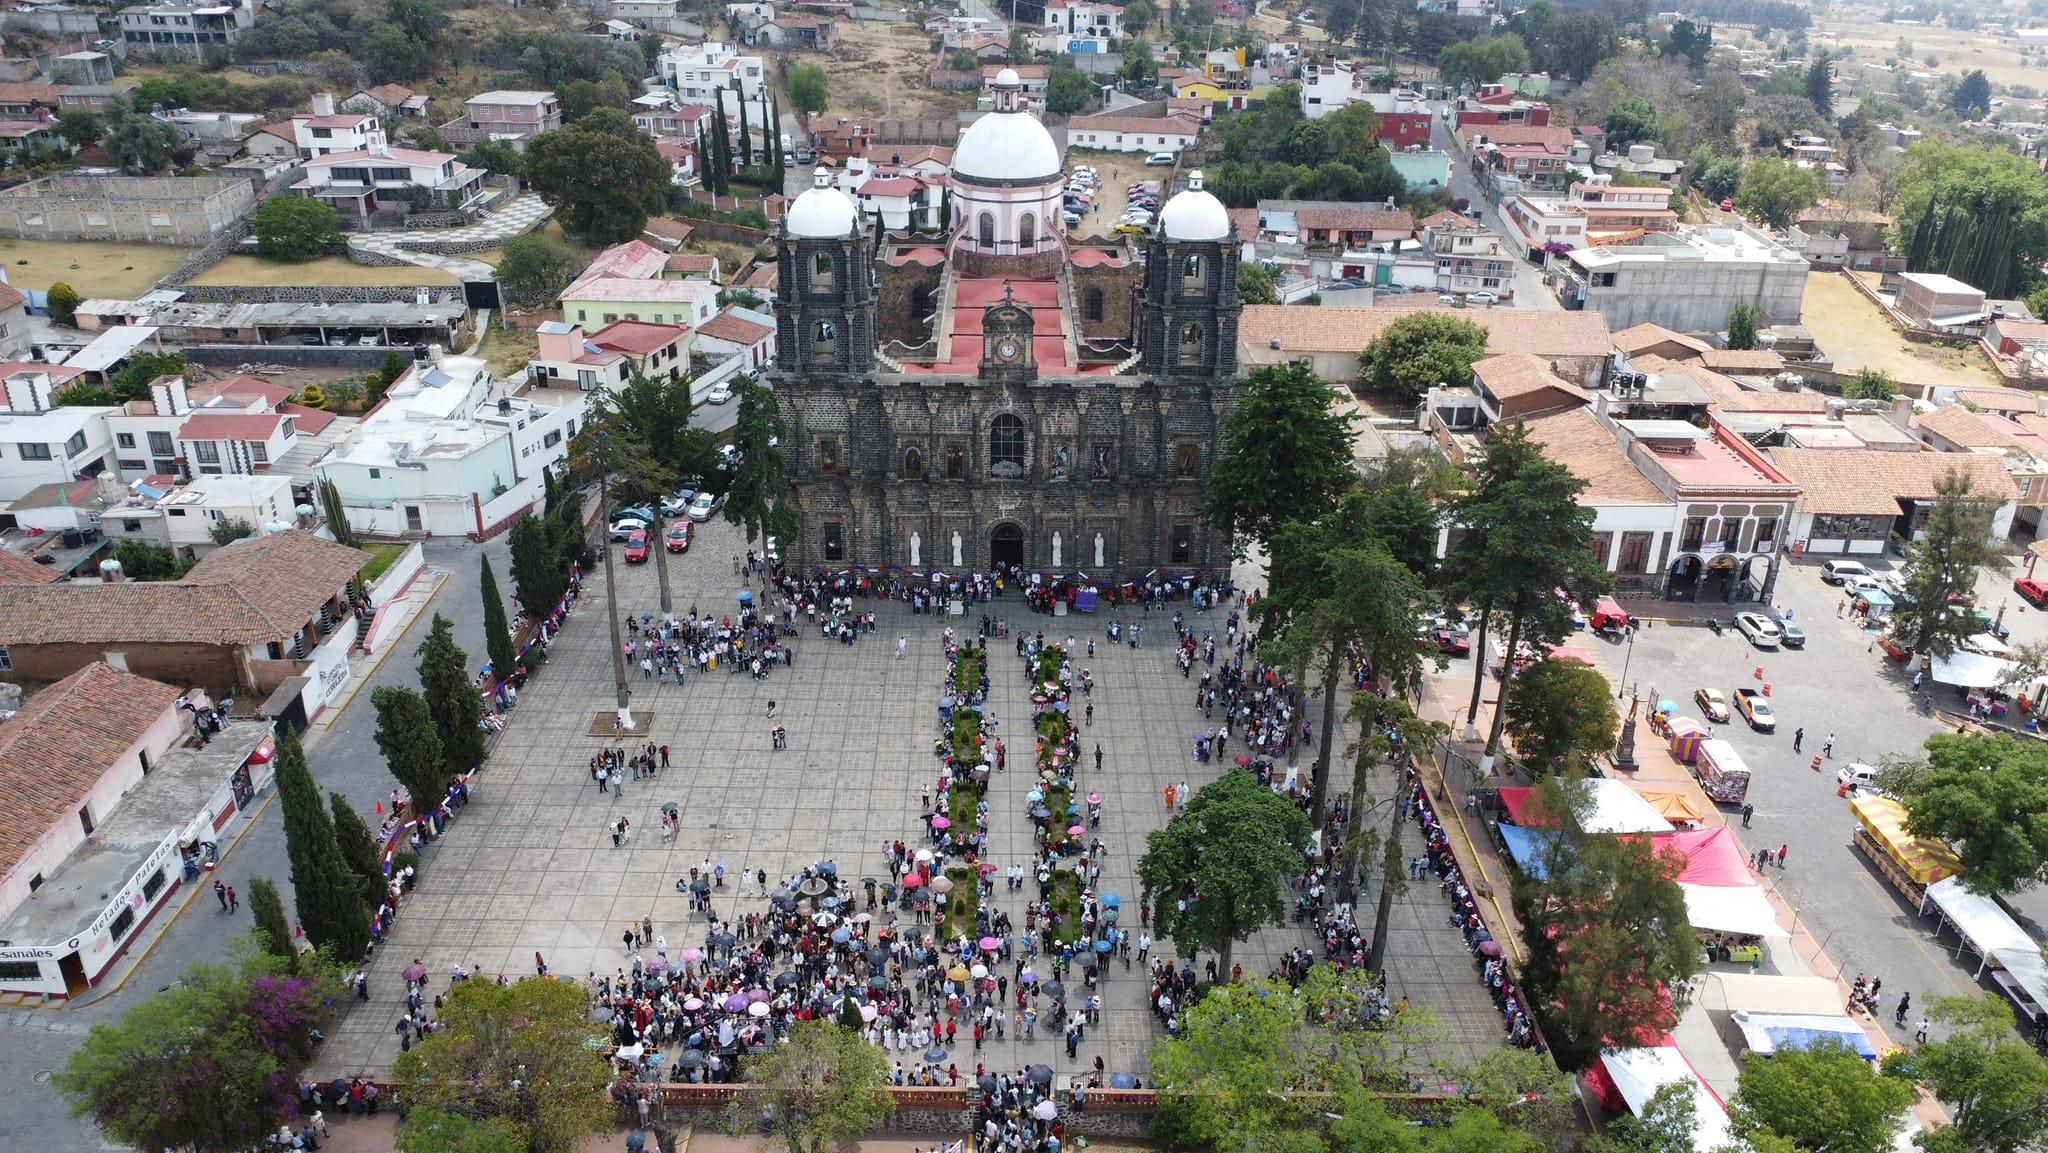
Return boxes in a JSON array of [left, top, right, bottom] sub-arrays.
[[313, 513, 1512, 1082]]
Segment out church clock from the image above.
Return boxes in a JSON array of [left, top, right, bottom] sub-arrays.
[[978, 284, 1039, 384]]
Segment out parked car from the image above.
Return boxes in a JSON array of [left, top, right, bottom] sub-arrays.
[[1836, 762, 1881, 791], [612, 504, 654, 524], [1693, 687, 1731, 723], [2017, 577, 2048, 608], [660, 493, 694, 517], [1145, 151, 1177, 165], [666, 523, 693, 553], [687, 491, 718, 521], [1820, 559, 1872, 585], [1434, 626, 1472, 657], [608, 517, 648, 541], [1733, 687, 1776, 732], [1466, 291, 1499, 304], [706, 381, 733, 405], [1733, 611, 1782, 649], [623, 529, 650, 563], [1114, 222, 1147, 235]]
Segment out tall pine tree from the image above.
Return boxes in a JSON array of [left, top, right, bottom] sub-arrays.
[[330, 791, 385, 904], [737, 89, 752, 176], [274, 724, 371, 960], [372, 685, 447, 814], [771, 94, 785, 184], [711, 89, 732, 197], [247, 876, 298, 973], [479, 556, 517, 679], [416, 613, 487, 787]]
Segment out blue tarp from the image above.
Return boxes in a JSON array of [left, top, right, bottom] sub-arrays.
[[1762, 1026, 1878, 1059], [1496, 824, 1565, 879]]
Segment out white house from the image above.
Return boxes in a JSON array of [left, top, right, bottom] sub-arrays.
[[1064, 112, 1200, 154], [99, 472, 300, 552], [105, 374, 294, 480], [1042, 0, 1123, 38], [293, 145, 488, 219], [314, 354, 585, 540], [662, 40, 766, 103], [0, 371, 114, 503], [694, 307, 776, 371], [289, 92, 386, 158]]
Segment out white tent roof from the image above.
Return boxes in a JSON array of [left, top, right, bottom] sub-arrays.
[[1930, 649, 2018, 689], [1734, 1012, 1875, 1058], [1680, 882, 1790, 936], [1924, 877, 2048, 1016], [1714, 973, 1844, 1016], [1580, 778, 1675, 834], [1600, 1047, 1734, 1153]]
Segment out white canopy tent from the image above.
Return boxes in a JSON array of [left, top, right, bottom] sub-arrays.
[[1679, 883, 1790, 937], [1929, 649, 2018, 689], [1579, 779, 1675, 834], [1600, 1047, 1734, 1153], [1714, 974, 1844, 1016], [1733, 1013, 1876, 1059], [1922, 877, 2048, 1019]]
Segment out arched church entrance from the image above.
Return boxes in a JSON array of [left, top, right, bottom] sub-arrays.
[[990, 522, 1025, 573]]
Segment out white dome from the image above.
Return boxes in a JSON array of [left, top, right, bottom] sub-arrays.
[[994, 67, 1021, 86], [953, 108, 1062, 185], [1158, 170, 1231, 241], [785, 169, 860, 239]]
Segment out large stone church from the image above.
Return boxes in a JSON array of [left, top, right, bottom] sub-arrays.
[[768, 69, 1243, 579]]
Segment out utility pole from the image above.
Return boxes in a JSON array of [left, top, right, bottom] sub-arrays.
[[598, 458, 634, 730]]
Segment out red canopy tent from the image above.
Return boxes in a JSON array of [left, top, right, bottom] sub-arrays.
[[1649, 827, 1753, 886]]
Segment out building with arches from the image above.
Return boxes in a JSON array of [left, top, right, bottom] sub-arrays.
[[768, 69, 1242, 579]]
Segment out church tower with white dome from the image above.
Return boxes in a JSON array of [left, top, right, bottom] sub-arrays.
[[776, 168, 876, 375], [947, 69, 1070, 276], [1138, 170, 1242, 377]]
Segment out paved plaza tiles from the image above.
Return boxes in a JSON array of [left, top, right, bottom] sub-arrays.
[[314, 516, 1508, 1082]]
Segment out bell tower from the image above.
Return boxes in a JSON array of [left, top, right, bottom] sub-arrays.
[[775, 170, 877, 376], [1136, 172, 1241, 377]]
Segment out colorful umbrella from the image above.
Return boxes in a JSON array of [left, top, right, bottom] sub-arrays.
[[1099, 893, 1121, 907], [902, 873, 923, 888], [932, 875, 954, 894], [979, 936, 1001, 951], [931, 816, 952, 829], [747, 1001, 771, 1018]]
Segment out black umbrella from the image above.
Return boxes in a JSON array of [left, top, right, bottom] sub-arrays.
[[773, 971, 800, 989], [865, 947, 889, 968], [1042, 980, 1064, 998], [709, 931, 737, 949], [680, 1049, 706, 1068], [769, 892, 796, 910], [692, 876, 712, 894], [1027, 1064, 1054, 1085]]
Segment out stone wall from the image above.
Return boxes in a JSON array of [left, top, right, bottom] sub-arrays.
[[0, 640, 244, 691], [173, 283, 464, 304], [1071, 260, 1138, 343], [162, 218, 256, 287], [0, 174, 256, 245], [184, 344, 395, 370], [875, 260, 945, 350]]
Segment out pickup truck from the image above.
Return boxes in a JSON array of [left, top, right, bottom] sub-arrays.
[[1733, 687, 1775, 732]]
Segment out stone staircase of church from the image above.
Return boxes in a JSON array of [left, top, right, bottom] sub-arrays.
[[875, 347, 907, 372]]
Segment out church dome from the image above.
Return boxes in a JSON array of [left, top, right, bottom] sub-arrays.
[[953, 80, 1062, 185], [1158, 170, 1231, 241], [785, 168, 860, 239]]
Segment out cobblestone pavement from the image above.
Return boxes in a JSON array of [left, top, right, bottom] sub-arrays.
[[346, 193, 554, 280], [315, 515, 1510, 1082]]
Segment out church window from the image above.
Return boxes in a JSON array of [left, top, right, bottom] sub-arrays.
[[1178, 322, 1204, 364], [1174, 440, 1199, 478], [1019, 212, 1036, 247], [1082, 287, 1104, 322], [817, 437, 839, 475], [902, 446, 924, 479], [977, 212, 996, 247], [989, 414, 1026, 477], [1171, 523, 1193, 563], [822, 522, 843, 561], [813, 320, 837, 361], [812, 252, 834, 292], [1181, 253, 1206, 295], [944, 443, 967, 480]]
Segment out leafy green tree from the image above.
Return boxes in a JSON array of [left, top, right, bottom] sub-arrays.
[[385, 0, 447, 43], [323, 375, 365, 411], [1438, 35, 1530, 92], [524, 109, 669, 245], [561, 73, 632, 125], [1463, 1047, 1578, 1153], [1950, 69, 1992, 118], [587, 368, 710, 613], [253, 195, 343, 261], [1733, 1038, 1912, 1153], [108, 349, 188, 404], [99, 94, 180, 174], [709, 90, 732, 197], [330, 791, 386, 904], [1842, 368, 1898, 401], [1891, 731, 2048, 894], [398, 1108, 526, 1153], [208, 517, 256, 546], [493, 235, 579, 306], [1602, 97, 1663, 150], [480, 556, 517, 681], [1046, 64, 1097, 115], [462, 139, 523, 177], [1548, 10, 1620, 81], [393, 977, 612, 1153], [1695, 153, 1744, 202], [1321, 101, 1384, 161], [1237, 262, 1278, 304], [1891, 140, 2048, 298], [1359, 310, 1489, 401], [373, 685, 449, 815], [1591, 1083, 1696, 1153], [1727, 299, 1761, 349], [509, 511, 569, 621], [417, 613, 487, 785], [1735, 156, 1821, 229], [1503, 658, 1617, 776], [787, 63, 829, 115], [1883, 992, 2048, 1153], [1513, 801, 1699, 1069], [720, 375, 800, 547], [741, 1021, 894, 1153], [246, 876, 298, 973], [1201, 362, 1358, 557], [1805, 52, 1835, 119], [1659, 18, 1711, 67], [1892, 468, 2000, 661], [275, 724, 371, 960], [45, 280, 79, 327], [54, 939, 330, 1153], [1138, 769, 1312, 977], [56, 109, 100, 149], [1123, 0, 1153, 32], [363, 22, 429, 84], [113, 538, 187, 581]]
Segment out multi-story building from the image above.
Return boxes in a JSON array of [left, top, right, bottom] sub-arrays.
[[1498, 179, 1678, 258], [1424, 217, 1514, 298], [0, 370, 113, 502], [661, 40, 765, 103], [1558, 225, 1809, 333], [118, 0, 253, 55], [463, 90, 562, 140], [1042, 0, 1123, 38], [290, 92, 386, 158], [99, 472, 300, 552], [293, 145, 487, 219]]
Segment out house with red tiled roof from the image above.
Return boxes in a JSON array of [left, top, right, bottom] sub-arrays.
[[0, 546, 59, 584], [694, 307, 776, 371], [529, 319, 690, 389], [1065, 111, 1200, 155]]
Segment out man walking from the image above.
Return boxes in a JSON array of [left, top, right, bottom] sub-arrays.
[[1895, 991, 1911, 1027], [1777, 844, 1788, 868], [1915, 1016, 1931, 1044], [1740, 803, 1754, 829], [227, 885, 239, 913], [1823, 733, 1836, 758], [1793, 727, 1804, 753], [1094, 743, 1103, 771], [215, 879, 229, 911]]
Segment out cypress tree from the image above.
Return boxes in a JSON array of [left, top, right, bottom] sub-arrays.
[[274, 724, 371, 960], [771, 94, 785, 184], [372, 685, 447, 813], [330, 791, 385, 904], [737, 89, 752, 177], [712, 89, 732, 197], [416, 613, 487, 786], [510, 513, 568, 622], [247, 875, 298, 973], [480, 556, 518, 679]]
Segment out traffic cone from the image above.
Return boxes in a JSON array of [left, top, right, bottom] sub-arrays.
[[1754, 666, 1764, 679], [375, 802, 383, 814], [1811, 755, 1824, 772], [1837, 780, 1849, 798], [294, 923, 304, 938], [1762, 683, 1772, 696]]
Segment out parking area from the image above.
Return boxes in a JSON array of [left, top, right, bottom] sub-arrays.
[[1061, 149, 1171, 240]]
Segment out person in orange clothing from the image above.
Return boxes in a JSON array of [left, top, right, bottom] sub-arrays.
[[1164, 783, 1177, 810]]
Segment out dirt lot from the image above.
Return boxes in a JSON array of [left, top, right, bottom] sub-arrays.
[[822, 21, 978, 121], [0, 238, 193, 299], [1813, 14, 2042, 94], [1800, 270, 2001, 390], [1063, 149, 1167, 240], [190, 254, 460, 286]]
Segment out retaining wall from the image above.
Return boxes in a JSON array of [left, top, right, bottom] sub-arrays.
[[173, 282, 465, 304], [182, 344, 397, 370]]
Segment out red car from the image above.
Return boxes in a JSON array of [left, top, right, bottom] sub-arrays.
[[624, 529, 649, 563], [2017, 577, 2048, 608], [666, 523, 693, 553], [1434, 627, 1472, 657]]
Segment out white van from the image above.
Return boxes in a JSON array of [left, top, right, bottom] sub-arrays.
[[1821, 559, 1872, 585]]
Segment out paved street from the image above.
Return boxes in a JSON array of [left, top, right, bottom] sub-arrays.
[[310, 514, 1510, 1083]]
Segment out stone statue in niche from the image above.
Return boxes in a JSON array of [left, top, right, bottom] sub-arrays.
[[1093, 444, 1111, 479], [1052, 532, 1062, 568], [951, 531, 963, 568], [1094, 533, 1105, 568], [1050, 444, 1069, 481], [909, 531, 921, 567]]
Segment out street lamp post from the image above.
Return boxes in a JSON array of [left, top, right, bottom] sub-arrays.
[[598, 449, 635, 730], [1616, 625, 1637, 699]]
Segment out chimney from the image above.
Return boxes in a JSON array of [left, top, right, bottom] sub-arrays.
[[150, 374, 190, 416], [312, 92, 335, 117], [4, 371, 49, 413]]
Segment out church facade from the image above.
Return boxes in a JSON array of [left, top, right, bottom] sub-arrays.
[[768, 70, 1243, 580]]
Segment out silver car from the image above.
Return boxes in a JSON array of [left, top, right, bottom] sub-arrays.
[[1733, 612, 1781, 649]]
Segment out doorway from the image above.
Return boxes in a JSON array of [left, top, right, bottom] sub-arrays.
[[990, 523, 1024, 572], [58, 953, 87, 997]]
